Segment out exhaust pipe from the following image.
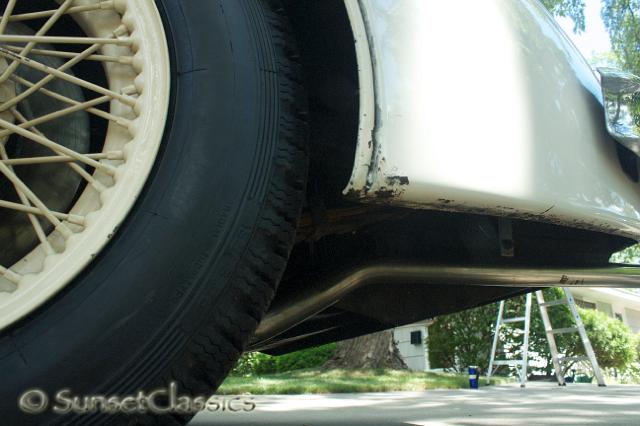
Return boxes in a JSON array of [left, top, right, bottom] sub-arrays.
[[252, 263, 640, 346]]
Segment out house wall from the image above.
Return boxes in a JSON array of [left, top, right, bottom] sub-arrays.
[[571, 288, 640, 333]]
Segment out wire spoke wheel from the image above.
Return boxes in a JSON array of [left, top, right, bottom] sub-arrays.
[[0, 0, 169, 330], [0, 2, 308, 424]]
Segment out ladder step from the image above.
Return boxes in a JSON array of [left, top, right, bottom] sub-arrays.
[[547, 327, 579, 335], [502, 317, 526, 324], [559, 356, 589, 363], [539, 298, 567, 307], [492, 360, 524, 365]]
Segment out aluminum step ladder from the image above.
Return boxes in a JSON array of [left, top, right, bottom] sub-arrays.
[[487, 293, 532, 387], [536, 288, 605, 386], [487, 288, 605, 387]]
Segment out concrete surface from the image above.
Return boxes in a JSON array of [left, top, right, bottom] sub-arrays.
[[191, 383, 640, 425]]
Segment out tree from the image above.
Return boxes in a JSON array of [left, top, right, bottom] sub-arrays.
[[541, 0, 587, 32], [601, 0, 640, 75], [541, 0, 640, 76], [324, 330, 408, 370], [601, 0, 640, 132], [428, 302, 497, 373]]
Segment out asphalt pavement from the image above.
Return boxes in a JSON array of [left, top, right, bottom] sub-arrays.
[[190, 383, 640, 425]]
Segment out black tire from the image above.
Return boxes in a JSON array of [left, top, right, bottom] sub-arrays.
[[0, 1, 307, 425]]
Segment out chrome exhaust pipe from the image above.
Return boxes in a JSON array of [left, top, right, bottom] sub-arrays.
[[252, 263, 640, 346]]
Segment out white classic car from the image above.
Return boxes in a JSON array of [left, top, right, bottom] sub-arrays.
[[0, 0, 639, 424]]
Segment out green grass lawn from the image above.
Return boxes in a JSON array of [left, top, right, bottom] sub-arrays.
[[218, 369, 509, 395]]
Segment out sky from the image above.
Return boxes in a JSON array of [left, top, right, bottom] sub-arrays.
[[556, 0, 612, 60]]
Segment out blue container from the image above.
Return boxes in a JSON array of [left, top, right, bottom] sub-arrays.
[[468, 366, 479, 389]]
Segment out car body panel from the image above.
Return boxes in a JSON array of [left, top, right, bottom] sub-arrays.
[[344, 0, 640, 240]]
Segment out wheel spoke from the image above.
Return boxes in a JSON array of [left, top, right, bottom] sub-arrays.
[[0, 47, 137, 108], [0, 0, 169, 328], [9, 108, 110, 193], [0, 0, 17, 35], [0, 34, 131, 46], [0, 0, 75, 84], [2, 2, 116, 23], [9, 74, 131, 127], [0, 41, 104, 112], [0, 116, 117, 176], [0, 199, 84, 226], [3, 45, 134, 65], [1, 151, 123, 166], [0, 160, 73, 238], [0, 142, 54, 253], [0, 264, 20, 284], [0, 95, 111, 139]]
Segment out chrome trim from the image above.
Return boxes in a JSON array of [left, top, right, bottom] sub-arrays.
[[599, 68, 640, 154], [252, 264, 640, 345]]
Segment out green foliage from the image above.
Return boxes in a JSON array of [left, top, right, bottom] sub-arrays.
[[601, 0, 640, 75], [542, 0, 640, 77], [231, 343, 336, 376], [429, 289, 567, 374], [590, 50, 622, 67], [428, 303, 497, 373], [601, 0, 640, 131], [574, 308, 638, 369], [611, 243, 640, 265], [541, 0, 586, 32], [428, 289, 638, 376], [610, 362, 640, 383], [231, 351, 271, 376]]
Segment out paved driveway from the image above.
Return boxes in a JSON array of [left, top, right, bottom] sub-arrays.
[[191, 383, 640, 425]]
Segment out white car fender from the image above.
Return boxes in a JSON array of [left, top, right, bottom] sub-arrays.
[[344, 0, 640, 240]]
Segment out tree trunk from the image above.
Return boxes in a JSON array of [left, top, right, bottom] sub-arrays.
[[324, 330, 408, 370]]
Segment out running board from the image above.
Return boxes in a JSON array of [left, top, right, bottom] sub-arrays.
[[251, 264, 640, 347]]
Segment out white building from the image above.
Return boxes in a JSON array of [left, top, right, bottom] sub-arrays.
[[393, 321, 432, 371], [571, 288, 640, 332], [394, 288, 640, 371]]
